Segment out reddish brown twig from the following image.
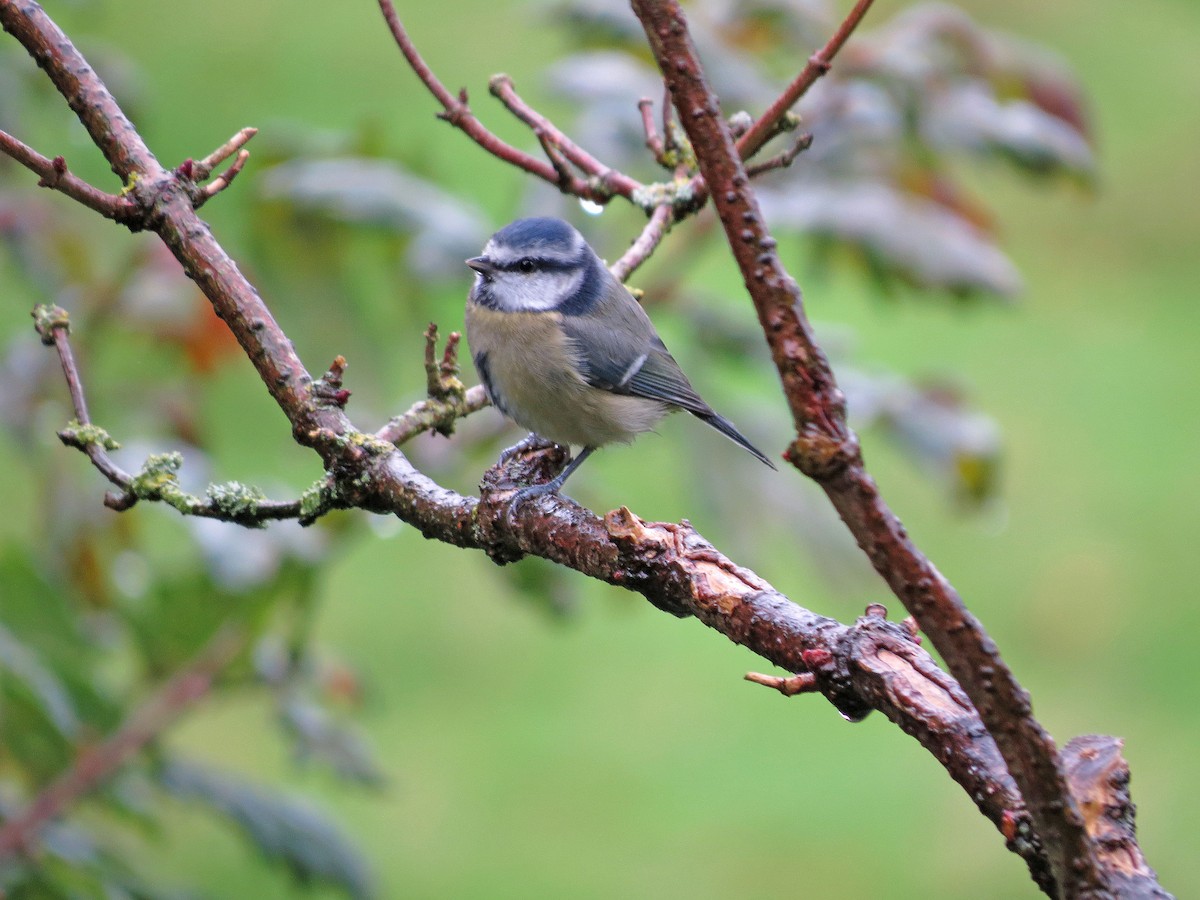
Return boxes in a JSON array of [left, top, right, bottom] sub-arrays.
[[609, 203, 673, 283], [735, 0, 877, 162], [0, 129, 137, 221], [0, 626, 245, 859], [631, 1, 1105, 895], [745, 671, 818, 696], [639, 97, 668, 166], [376, 0, 641, 206], [489, 74, 643, 201], [192, 126, 257, 181], [196, 149, 249, 206]]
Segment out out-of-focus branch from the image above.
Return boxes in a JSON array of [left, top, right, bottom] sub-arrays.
[[0, 626, 245, 859], [609, 203, 673, 283], [630, 1, 1112, 896], [745, 132, 814, 178], [734, 0, 877, 161]]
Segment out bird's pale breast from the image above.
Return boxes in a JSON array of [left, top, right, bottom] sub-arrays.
[[465, 304, 670, 447]]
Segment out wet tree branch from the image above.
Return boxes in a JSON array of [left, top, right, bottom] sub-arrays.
[[629, 1, 1131, 896]]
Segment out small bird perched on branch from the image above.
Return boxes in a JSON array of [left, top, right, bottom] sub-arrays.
[[464, 216, 774, 509]]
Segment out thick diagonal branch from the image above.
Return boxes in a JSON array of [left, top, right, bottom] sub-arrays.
[[629, 1, 1105, 896]]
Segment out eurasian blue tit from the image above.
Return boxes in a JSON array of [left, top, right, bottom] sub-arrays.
[[465, 216, 775, 504]]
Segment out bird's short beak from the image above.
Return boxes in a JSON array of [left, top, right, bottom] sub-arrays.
[[466, 256, 496, 277]]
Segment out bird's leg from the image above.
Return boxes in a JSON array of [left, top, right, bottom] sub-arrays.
[[499, 432, 559, 463], [505, 446, 596, 527]]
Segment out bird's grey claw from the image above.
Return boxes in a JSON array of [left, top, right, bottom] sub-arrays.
[[499, 433, 559, 464], [503, 481, 560, 528]]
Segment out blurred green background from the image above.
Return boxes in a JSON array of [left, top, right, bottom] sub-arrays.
[[2, 0, 1198, 897]]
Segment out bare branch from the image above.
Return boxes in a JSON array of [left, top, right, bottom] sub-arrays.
[[630, 1, 1108, 895], [196, 148, 250, 205], [31, 304, 312, 525], [192, 126, 257, 181], [638, 97, 668, 166], [488, 74, 644, 201], [376, 0, 643, 206], [735, 0, 877, 161], [0, 129, 137, 221], [376, 384, 491, 447], [609, 203, 673, 283], [376, 325, 487, 445], [0, 626, 245, 859], [745, 132, 814, 178]]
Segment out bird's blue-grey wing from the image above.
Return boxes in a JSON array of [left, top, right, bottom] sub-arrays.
[[558, 302, 709, 413], [558, 280, 775, 468]]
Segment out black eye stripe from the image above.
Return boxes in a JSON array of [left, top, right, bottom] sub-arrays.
[[495, 256, 575, 273]]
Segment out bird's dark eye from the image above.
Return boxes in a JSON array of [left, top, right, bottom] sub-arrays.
[[517, 258, 537, 274]]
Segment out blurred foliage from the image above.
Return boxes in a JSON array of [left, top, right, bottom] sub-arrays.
[[1, 0, 1195, 897], [548, 0, 1093, 297]]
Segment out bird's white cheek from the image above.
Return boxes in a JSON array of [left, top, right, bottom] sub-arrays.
[[494, 269, 584, 312]]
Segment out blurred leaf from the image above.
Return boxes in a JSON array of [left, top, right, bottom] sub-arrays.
[[0, 674, 76, 782], [0, 621, 80, 738], [549, 0, 1097, 300], [922, 81, 1095, 181], [841, 368, 1002, 505], [278, 694, 385, 787], [0, 806, 177, 900], [258, 158, 490, 282], [160, 759, 372, 900], [759, 181, 1023, 297]]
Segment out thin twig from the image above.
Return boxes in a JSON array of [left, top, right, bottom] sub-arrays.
[[375, 0, 639, 205], [192, 126, 257, 181], [534, 127, 575, 187], [745, 132, 814, 178], [744, 671, 818, 696], [638, 97, 667, 165], [609, 203, 673, 283], [0, 129, 137, 221], [735, 0, 877, 161], [32, 305, 134, 496], [0, 626, 245, 859], [197, 149, 249, 205], [32, 304, 308, 524], [375, 384, 491, 447], [489, 74, 642, 200]]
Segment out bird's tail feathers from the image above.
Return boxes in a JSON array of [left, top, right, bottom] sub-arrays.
[[695, 410, 777, 470]]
